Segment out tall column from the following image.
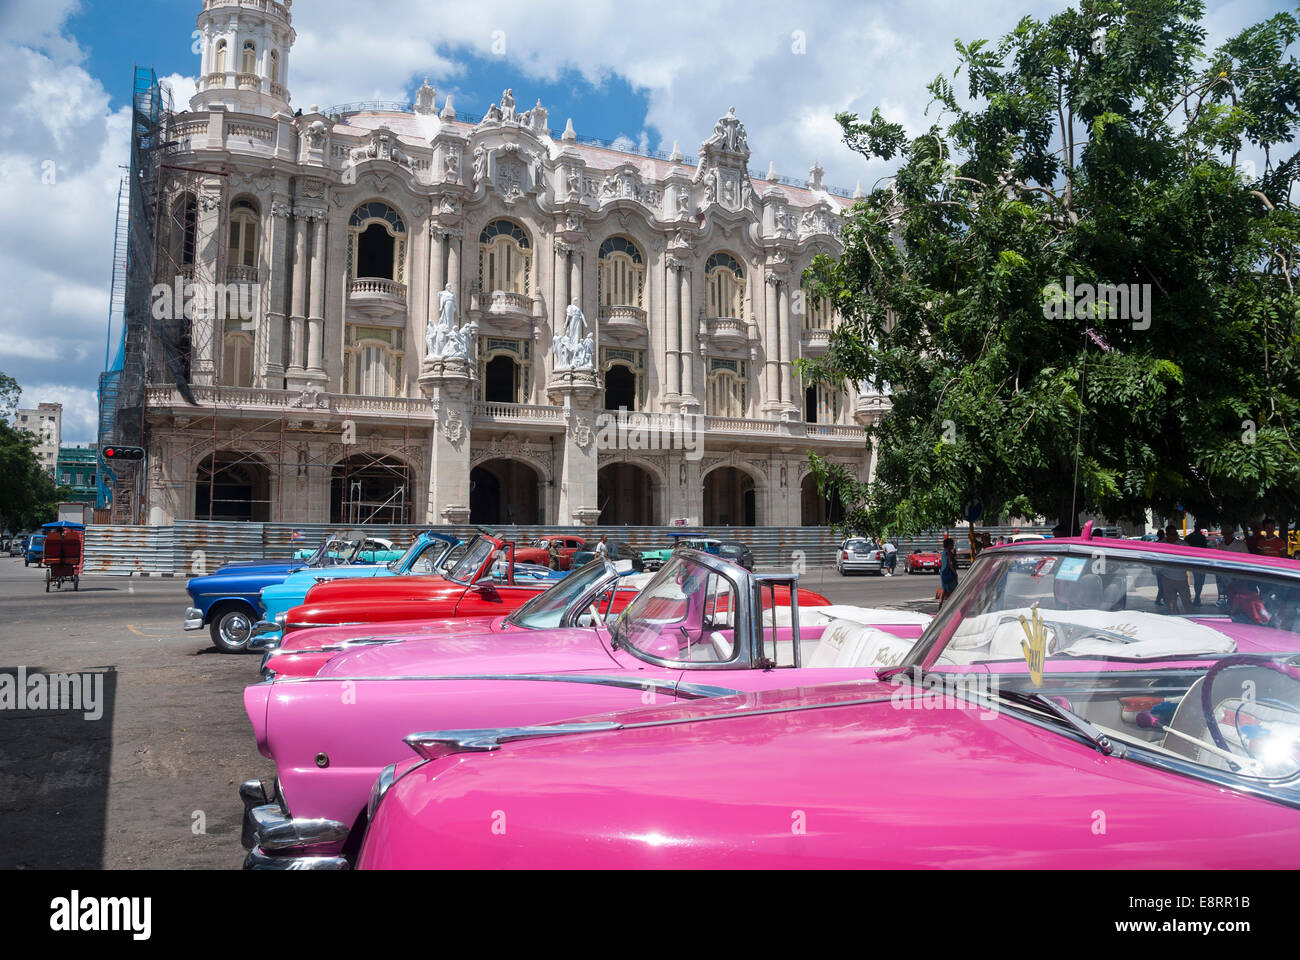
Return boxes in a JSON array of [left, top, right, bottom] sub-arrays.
[[445, 230, 462, 315], [286, 214, 308, 380], [305, 214, 326, 379], [569, 251, 582, 310], [664, 259, 681, 398], [763, 273, 780, 409], [190, 183, 223, 386], [429, 229, 446, 324], [679, 267, 695, 404], [549, 377, 602, 526], [778, 279, 794, 408], [260, 200, 291, 385]]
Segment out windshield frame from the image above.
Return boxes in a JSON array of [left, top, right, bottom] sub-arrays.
[[610, 550, 752, 670], [445, 534, 501, 585], [503, 558, 620, 630]]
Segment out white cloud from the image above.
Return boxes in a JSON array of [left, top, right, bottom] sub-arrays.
[[19, 383, 99, 444]]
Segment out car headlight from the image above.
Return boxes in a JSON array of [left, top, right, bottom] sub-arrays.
[[274, 612, 287, 626]]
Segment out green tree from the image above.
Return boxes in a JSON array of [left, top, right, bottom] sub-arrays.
[[804, 0, 1300, 538], [0, 371, 71, 532]]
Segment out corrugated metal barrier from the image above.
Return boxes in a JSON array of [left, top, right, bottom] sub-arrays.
[[84, 522, 1052, 576]]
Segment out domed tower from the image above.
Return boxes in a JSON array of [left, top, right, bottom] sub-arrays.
[[191, 0, 296, 116]]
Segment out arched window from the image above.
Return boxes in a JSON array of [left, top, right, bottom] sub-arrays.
[[707, 357, 747, 418], [600, 346, 645, 411], [347, 201, 407, 283], [228, 199, 258, 272], [804, 382, 843, 424], [478, 220, 531, 295], [598, 236, 645, 311], [344, 326, 405, 397], [241, 41, 257, 74], [705, 252, 744, 320], [477, 337, 531, 403], [221, 332, 254, 387], [213, 39, 228, 74], [269, 50, 279, 83]]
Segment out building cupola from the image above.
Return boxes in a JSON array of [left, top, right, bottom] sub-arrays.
[[191, 0, 296, 116]]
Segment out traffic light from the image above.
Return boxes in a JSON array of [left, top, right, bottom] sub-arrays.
[[102, 446, 145, 462]]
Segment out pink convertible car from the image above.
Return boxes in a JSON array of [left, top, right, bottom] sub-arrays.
[[238, 550, 931, 868], [357, 533, 1300, 868]]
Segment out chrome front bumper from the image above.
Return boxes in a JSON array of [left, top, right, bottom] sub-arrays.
[[184, 607, 204, 631], [248, 620, 282, 650], [239, 778, 349, 870]]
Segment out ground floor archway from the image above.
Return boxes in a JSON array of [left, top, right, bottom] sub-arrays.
[[330, 454, 412, 524], [195, 451, 271, 521], [598, 462, 658, 525], [703, 466, 757, 526], [801, 472, 844, 526], [469, 458, 541, 525]]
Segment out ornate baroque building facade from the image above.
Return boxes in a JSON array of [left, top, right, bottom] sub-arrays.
[[144, 0, 890, 527]]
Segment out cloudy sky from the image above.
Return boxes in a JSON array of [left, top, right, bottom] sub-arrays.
[[0, 0, 1280, 442]]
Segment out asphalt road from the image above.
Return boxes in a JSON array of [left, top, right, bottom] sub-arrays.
[[0, 556, 938, 869]]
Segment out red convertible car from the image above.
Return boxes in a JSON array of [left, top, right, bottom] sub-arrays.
[[270, 532, 831, 645], [906, 549, 941, 574], [512, 536, 587, 571]]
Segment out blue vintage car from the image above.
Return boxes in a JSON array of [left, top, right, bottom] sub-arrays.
[[184, 534, 380, 653], [23, 535, 46, 566], [251, 532, 463, 649]]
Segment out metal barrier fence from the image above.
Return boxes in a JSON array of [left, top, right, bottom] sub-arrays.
[[83, 522, 1053, 576]]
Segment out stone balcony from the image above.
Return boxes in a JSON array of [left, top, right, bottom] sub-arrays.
[[707, 316, 748, 349], [225, 264, 260, 284], [599, 304, 648, 342], [801, 326, 831, 355], [347, 277, 407, 322], [472, 400, 566, 434]]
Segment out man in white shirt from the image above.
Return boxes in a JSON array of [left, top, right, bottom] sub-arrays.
[[883, 540, 897, 576], [595, 535, 610, 560]]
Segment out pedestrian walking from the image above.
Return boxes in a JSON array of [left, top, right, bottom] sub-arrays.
[[1185, 526, 1207, 606], [1159, 523, 1191, 613], [938, 537, 959, 606], [595, 535, 610, 560], [883, 539, 897, 576], [1154, 528, 1167, 606], [547, 540, 560, 570]]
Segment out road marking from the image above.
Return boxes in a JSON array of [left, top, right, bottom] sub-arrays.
[[126, 624, 146, 637]]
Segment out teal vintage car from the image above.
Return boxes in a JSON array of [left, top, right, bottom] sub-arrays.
[[639, 533, 722, 571], [293, 536, 404, 564]]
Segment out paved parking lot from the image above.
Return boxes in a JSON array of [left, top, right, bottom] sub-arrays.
[[0, 556, 936, 869]]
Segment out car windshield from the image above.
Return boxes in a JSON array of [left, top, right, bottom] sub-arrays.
[[505, 560, 615, 630], [446, 536, 495, 584], [387, 536, 443, 573], [906, 545, 1300, 785], [612, 554, 741, 664]]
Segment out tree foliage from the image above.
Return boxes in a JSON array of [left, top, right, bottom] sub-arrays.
[[0, 370, 72, 533], [804, 0, 1300, 537]]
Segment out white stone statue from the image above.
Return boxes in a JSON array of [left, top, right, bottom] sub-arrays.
[[426, 283, 463, 359], [553, 297, 595, 370]]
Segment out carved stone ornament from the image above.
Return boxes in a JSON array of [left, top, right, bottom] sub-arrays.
[[443, 406, 465, 446]]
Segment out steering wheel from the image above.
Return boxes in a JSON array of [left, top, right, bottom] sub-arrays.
[[1200, 654, 1300, 754]]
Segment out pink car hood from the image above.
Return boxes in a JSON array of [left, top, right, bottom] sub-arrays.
[[313, 625, 619, 679], [361, 678, 1300, 868], [277, 614, 505, 653]]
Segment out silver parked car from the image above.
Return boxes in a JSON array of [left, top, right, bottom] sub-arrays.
[[834, 537, 884, 575]]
